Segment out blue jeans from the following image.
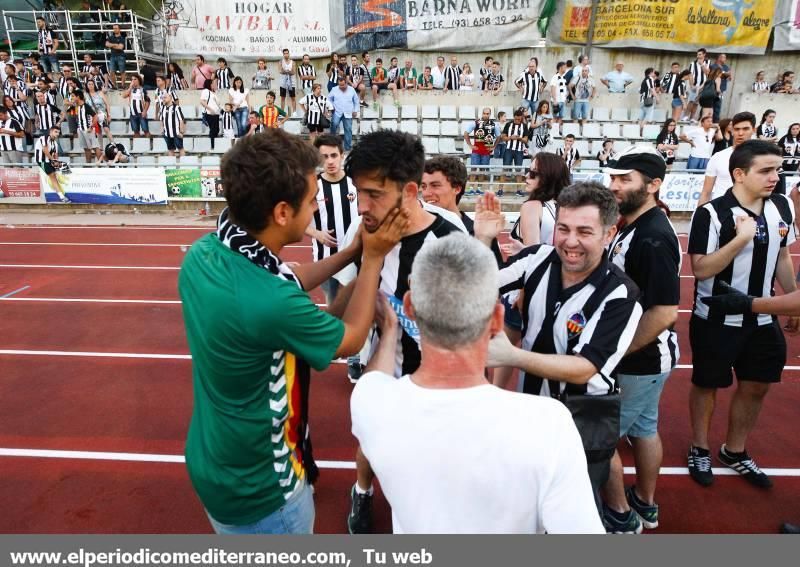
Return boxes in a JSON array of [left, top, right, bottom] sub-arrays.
[[618, 371, 671, 438], [207, 480, 315, 534], [686, 156, 709, 172], [520, 99, 537, 114], [330, 113, 353, 150], [573, 101, 589, 120], [109, 53, 126, 74], [41, 53, 60, 73], [130, 114, 149, 134], [503, 148, 524, 166], [470, 153, 491, 166], [234, 107, 249, 137]]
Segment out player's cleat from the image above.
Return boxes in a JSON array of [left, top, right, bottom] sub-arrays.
[[347, 485, 373, 534], [718, 445, 773, 489], [626, 486, 659, 529], [602, 504, 643, 534], [688, 446, 714, 487]]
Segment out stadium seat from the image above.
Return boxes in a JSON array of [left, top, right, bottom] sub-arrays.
[[212, 138, 233, 154], [622, 124, 642, 140], [574, 140, 590, 156], [382, 104, 399, 119], [193, 138, 211, 152], [360, 120, 378, 134], [581, 159, 600, 170], [150, 137, 167, 153], [421, 105, 438, 119], [653, 108, 667, 123], [601, 123, 620, 139], [362, 106, 379, 120], [459, 105, 476, 120], [421, 120, 440, 136], [181, 138, 194, 152], [401, 104, 418, 119], [440, 105, 457, 120], [582, 123, 601, 139], [676, 142, 692, 160], [201, 155, 221, 166], [180, 105, 197, 119], [611, 108, 629, 122], [440, 121, 461, 137], [159, 155, 177, 166], [422, 137, 439, 154], [136, 155, 155, 165], [551, 122, 561, 138], [438, 138, 457, 154], [561, 123, 581, 138], [71, 156, 85, 164], [642, 124, 661, 140], [400, 120, 418, 135], [110, 121, 127, 135], [132, 137, 150, 153], [185, 121, 204, 135], [180, 155, 200, 166], [149, 122, 163, 136], [109, 106, 125, 120], [592, 107, 610, 122], [61, 123, 70, 136], [283, 121, 302, 135]]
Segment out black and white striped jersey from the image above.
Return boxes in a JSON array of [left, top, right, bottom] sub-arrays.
[[220, 110, 235, 132], [639, 78, 655, 103], [503, 121, 528, 152], [757, 123, 777, 139], [328, 63, 341, 83], [689, 190, 796, 327], [34, 102, 61, 130], [38, 28, 56, 54], [42, 88, 57, 106], [301, 94, 327, 126], [515, 70, 546, 101], [689, 60, 707, 88], [311, 174, 358, 262], [0, 118, 23, 151], [128, 87, 149, 116], [160, 105, 185, 138], [608, 207, 681, 374], [779, 135, 800, 170], [298, 64, 315, 90], [34, 135, 57, 164], [76, 103, 96, 131], [215, 68, 233, 90], [6, 104, 28, 125], [336, 203, 468, 376], [169, 72, 185, 90], [499, 246, 642, 396], [155, 86, 178, 105], [58, 76, 70, 99], [346, 64, 363, 85], [557, 146, 580, 171], [444, 65, 461, 90]]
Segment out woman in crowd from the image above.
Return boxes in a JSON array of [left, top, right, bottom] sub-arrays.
[[752, 70, 770, 94], [655, 118, 679, 170], [167, 62, 188, 91], [459, 63, 475, 90], [778, 123, 800, 173], [252, 58, 272, 90], [713, 118, 733, 154], [529, 100, 552, 157], [199, 78, 220, 149], [757, 109, 778, 143], [698, 67, 722, 121], [326, 53, 341, 93], [228, 76, 250, 137], [85, 78, 114, 144]]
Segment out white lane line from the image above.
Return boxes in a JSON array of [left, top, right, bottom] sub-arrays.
[[0, 285, 30, 299], [0, 448, 798, 476], [0, 242, 311, 249], [1, 226, 212, 231], [0, 297, 327, 307], [0, 349, 346, 364], [0, 264, 180, 270]]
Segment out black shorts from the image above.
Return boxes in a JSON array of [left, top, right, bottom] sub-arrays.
[[689, 315, 786, 388], [164, 136, 184, 151], [307, 123, 324, 133], [374, 83, 389, 92], [279, 87, 296, 98], [40, 162, 56, 175]]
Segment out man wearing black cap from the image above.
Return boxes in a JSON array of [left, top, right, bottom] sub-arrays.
[[602, 146, 681, 533]]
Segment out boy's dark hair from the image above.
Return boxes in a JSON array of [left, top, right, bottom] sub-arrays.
[[424, 156, 467, 204], [565, 133, 576, 140], [345, 130, 426, 187], [497, 111, 506, 119], [732, 111, 756, 127], [557, 181, 619, 228], [376, 58, 383, 64], [217, 57, 227, 65], [556, 61, 565, 71], [314, 133, 343, 153], [221, 130, 321, 234], [513, 109, 524, 118], [729, 140, 782, 179], [679, 69, 691, 79], [196, 54, 205, 62], [484, 56, 493, 63], [266, 90, 276, 99]]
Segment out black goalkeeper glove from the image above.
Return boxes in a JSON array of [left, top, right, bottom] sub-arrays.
[[700, 281, 754, 315]]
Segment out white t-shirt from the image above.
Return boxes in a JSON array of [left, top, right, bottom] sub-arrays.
[[351, 372, 605, 534], [228, 87, 249, 110], [684, 126, 715, 159], [431, 66, 446, 89], [548, 73, 567, 103], [706, 146, 734, 199]]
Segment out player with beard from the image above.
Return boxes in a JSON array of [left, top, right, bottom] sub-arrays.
[[602, 146, 681, 533], [331, 131, 466, 534]]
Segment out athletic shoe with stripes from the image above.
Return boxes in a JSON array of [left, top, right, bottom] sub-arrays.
[[718, 445, 773, 489], [687, 446, 713, 487], [626, 486, 659, 529], [347, 485, 373, 534], [602, 504, 643, 534]]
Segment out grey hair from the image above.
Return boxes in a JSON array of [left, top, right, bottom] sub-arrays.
[[409, 233, 498, 350]]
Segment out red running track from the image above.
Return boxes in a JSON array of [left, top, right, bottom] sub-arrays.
[[1, 225, 800, 533]]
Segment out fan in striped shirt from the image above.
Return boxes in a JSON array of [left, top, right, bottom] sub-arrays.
[[154, 75, 178, 117], [35, 126, 69, 202], [123, 75, 150, 137], [334, 130, 467, 534], [160, 93, 186, 157], [73, 90, 103, 162], [443, 56, 461, 92], [215, 58, 234, 90], [514, 58, 547, 113], [557, 134, 581, 171], [299, 84, 328, 141], [297, 55, 316, 95], [0, 106, 25, 165], [32, 89, 63, 136], [35, 78, 58, 106]]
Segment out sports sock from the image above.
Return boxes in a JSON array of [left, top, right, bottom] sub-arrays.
[[354, 482, 374, 496]]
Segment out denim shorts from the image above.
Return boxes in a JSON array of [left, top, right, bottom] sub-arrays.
[[109, 53, 126, 73], [671, 98, 683, 108], [207, 480, 314, 534], [470, 153, 491, 166], [501, 294, 523, 332], [573, 101, 590, 120], [618, 371, 671, 438]]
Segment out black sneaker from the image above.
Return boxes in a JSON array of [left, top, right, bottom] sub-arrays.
[[495, 189, 504, 197], [626, 485, 659, 529], [347, 485, 373, 534], [360, 100, 368, 107], [780, 522, 800, 534], [688, 446, 714, 487], [348, 362, 364, 384], [718, 445, 773, 489], [602, 504, 642, 534]]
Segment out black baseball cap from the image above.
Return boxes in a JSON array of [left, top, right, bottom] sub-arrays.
[[606, 145, 667, 181]]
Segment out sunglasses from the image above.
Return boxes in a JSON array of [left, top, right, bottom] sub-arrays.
[[527, 170, 539, 179]]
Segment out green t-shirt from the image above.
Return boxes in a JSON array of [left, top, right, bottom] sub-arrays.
[[399, 67, 418, 80], [179, 234, 344, 525]]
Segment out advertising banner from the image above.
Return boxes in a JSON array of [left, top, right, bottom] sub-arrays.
[[660, 173, 704, 212], [339, 0, 547, 52], [39, 167, 168, 205], [774, 0, 800, 51], [165, 168, 224, 199], [554, 0, 776, 55], [0, 168, 45, 204], [166, 0, 332, 58]]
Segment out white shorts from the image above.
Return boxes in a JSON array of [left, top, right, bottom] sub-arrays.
[[78, 130, 100, 150]]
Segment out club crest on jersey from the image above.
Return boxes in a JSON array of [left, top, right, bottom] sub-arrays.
[[347, 191, 356, 202], [612, 242, 623, 257], [778, 220, 789, 239], [566, 312, 586, 339]]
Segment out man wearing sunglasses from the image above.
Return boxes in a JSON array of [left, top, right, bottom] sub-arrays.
[[687, 140, 798, 490]]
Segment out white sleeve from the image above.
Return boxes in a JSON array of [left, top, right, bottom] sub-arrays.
[[540, 405, 606, 534], [704, 152, 720, 179], [333, 216, 362, 285]]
